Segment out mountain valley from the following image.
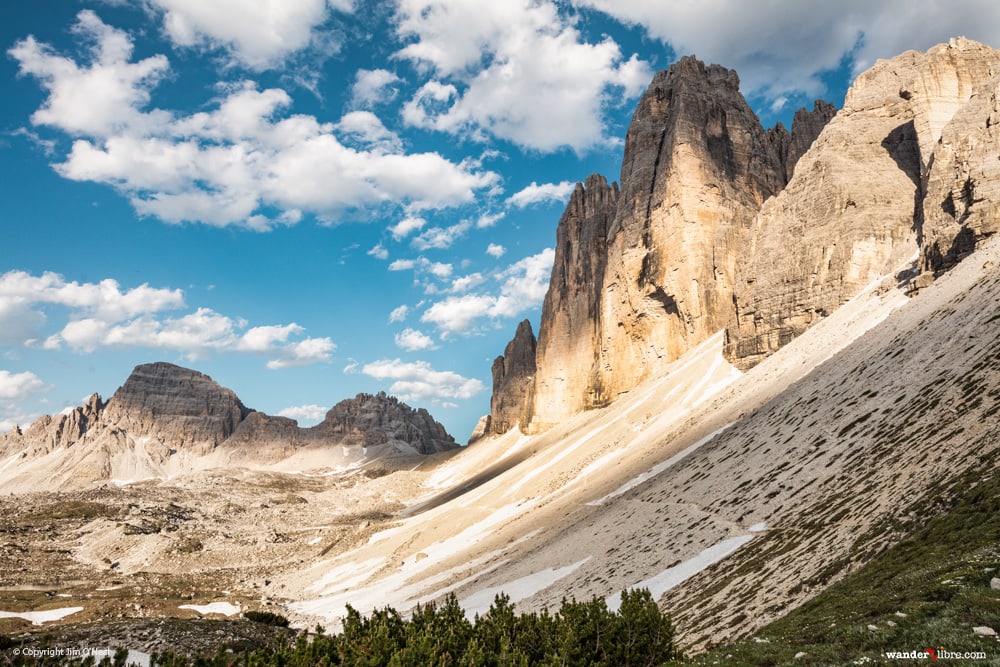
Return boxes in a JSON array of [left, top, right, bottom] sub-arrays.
[[3, 38, 1000, 665]]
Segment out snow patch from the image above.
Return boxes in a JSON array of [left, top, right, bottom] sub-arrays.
[[111, 476, 161, 487], [295, 547, 503, 622], [588, 422, 735, 506], [310, 557, 386, 593], [608, 535, 754, 612], [0, 606, 84, 625]]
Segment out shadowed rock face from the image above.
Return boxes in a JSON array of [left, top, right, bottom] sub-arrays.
[[313, 392, 457, 455], [777, 100, 839, 181], [529, 176, 617, 430], [101, 362, 251, 451], [490, 320, 537, 434]]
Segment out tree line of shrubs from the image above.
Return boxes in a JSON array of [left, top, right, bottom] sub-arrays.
[[22, 588, 678, 666]]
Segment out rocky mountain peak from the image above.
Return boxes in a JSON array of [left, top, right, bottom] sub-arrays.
[[486, 40, 1000, 437], [16, 392, 105, 454], [586, 53, 789, 416], [489, 319, 537, 434], [727, 38, 1000, 369], [314, 391, 457, 454], [1, 363, 459, 489], [784, 99, 838, 179], [101, 362, 251, 451]]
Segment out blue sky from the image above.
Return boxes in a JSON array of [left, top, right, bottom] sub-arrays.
[[2, 1, 997, 441]]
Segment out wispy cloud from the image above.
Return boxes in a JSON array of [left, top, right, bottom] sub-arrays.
[[388, 304, 410, 322]]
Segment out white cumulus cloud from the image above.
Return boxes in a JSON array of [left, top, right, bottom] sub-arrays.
[[351, 68, 402, 107], [9, 11, 171, 139], [394, 328, 436, 351], [0, 270, 334, 369], [389, 216, 427, 240], [486, 243, 506, 258], [10, 12, 499, 230], [449, 273, 485, 293], [277, 403, 328, 424], [507, 180, 576, 208], [148, 0, 350, 70], [0, 370, 50, 400], [421, 248, 554, 335], [395, 0, 652, 151], [362, 358, 484, 403]]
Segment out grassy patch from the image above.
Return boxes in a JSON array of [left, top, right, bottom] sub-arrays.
[[684, 473, 1000, 666]]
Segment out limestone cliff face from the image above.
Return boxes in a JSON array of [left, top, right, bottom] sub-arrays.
[[529, 177, 616, 429], [101, 362, 251, 452], [764, 100, 838, 185], [726, 38, 1000, 369], [920, 68, 1000, 272], [486, 40, 1000, 435], [17, 393, 104, 456], [492, 56, 830, 433], [783, 100, 838, 180], [586, 57, 786, 417], [490, 319, 537, 434]]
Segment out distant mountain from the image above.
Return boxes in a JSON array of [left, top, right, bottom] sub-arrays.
[[0, 362, 456, 490], [488, 37, 1000, 435]]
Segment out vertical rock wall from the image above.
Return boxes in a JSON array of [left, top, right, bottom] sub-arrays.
[[528, 176, 617, 430], [487, 40, 1000, 436], [489, 319, 537, 434]]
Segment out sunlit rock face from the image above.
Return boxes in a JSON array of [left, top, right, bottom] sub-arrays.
[[487, 40, 1000, 434], [528, 175, 617, 432], [0, 363, 457, 490], [917, 43, 1000, 274], [590, 57, 787, 407], [101, 362, 251, 453], [495, 55, 828, 433], [726, 38, 1000, 369]]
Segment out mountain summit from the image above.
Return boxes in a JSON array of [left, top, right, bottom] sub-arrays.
[[490, 38, 1000, 434], [0, 362, 456, 490]]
